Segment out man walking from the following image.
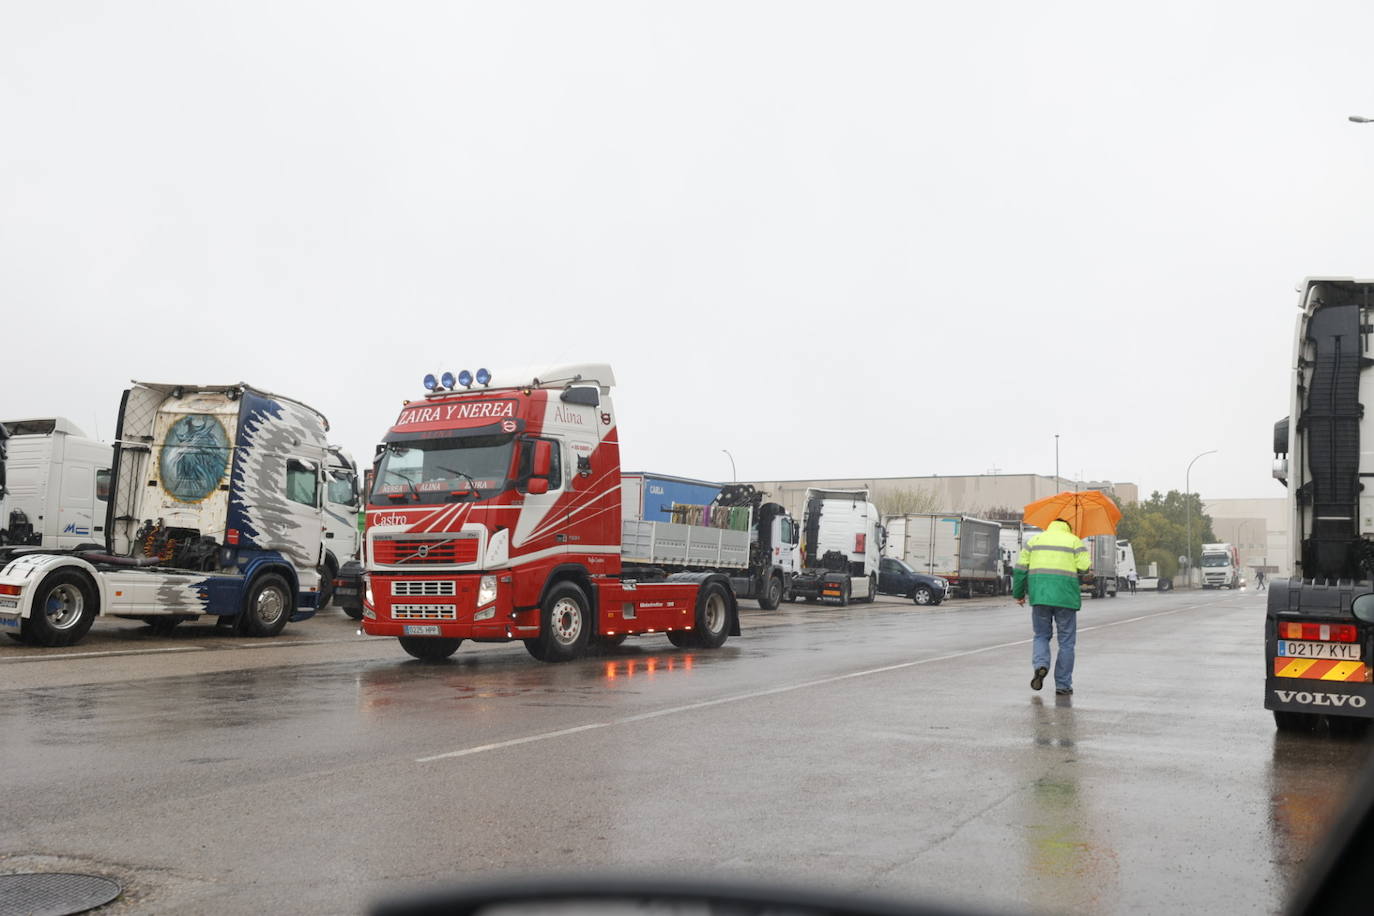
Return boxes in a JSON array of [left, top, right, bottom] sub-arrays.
[[1013, 518, 1091, 695], [1256, 569, 1266, 592], [1127, 569, 1138, 594]]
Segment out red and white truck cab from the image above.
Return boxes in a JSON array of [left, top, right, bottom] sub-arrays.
[[359, 363, 739, 662]]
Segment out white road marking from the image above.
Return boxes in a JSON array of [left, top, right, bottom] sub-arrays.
[[417, 600, 1213, 764]]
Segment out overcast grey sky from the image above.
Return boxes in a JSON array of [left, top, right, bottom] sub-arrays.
[[4, 2, 1374, 501]]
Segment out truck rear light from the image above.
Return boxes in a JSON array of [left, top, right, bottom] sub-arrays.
[[1280, 621, 1359, 642], [0, 584, 20, 596], [226, 528, 240, 545]]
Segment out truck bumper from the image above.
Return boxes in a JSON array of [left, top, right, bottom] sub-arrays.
[[1265, 677, 1374, 718]]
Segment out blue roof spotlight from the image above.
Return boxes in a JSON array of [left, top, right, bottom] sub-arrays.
[[457, 369, 474, 388], [475, 367, 491, 386], [440, 371, 456, 390], [423, 373, 438, 391]]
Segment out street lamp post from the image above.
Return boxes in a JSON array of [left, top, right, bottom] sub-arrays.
[[721, 449, 736, 483], [1185, 449, 1217, 587]]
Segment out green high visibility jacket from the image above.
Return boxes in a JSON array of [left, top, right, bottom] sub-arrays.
[[1012, 519, 1090, 610]]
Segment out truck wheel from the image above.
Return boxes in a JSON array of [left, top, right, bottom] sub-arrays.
[[912, 586, 934, 606], [691, 580, 732, 649], [862, 574, 878, 603], [317, 558, 338, 608], [837, 580, 851, 607], [535, 581, 590, 662], [1273, 710, 1319, 732], [667, 629, 698, 648], [24, 570, 97, 647], [399, 637, 462, 660], [239, 572, 293, 638], [758, 574, 783, 611]]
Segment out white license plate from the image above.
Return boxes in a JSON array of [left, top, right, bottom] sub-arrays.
[[403, 625, 442, 636], [1278, 640, 1363, 660], [0, 598, 17, 609], [0, 615, 18, 628]]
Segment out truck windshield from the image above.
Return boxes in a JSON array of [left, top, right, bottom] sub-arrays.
[[1201, 555, 1231, 567], [371, 435, 514, 504]]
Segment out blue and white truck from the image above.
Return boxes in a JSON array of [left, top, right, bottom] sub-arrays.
[[0, 382, 343, 646]]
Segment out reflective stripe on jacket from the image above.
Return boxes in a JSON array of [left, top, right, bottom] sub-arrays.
[[1011, 519, 1091, 609]]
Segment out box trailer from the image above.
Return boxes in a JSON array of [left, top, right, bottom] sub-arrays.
[[883, 513, 1003, 597]]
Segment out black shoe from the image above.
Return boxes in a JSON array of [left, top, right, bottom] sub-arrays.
[[1031, 667, 1048, 691], [1055, 687, 1073, 695]]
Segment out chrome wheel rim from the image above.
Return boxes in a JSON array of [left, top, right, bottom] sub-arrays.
[[703, 592, 727, 634], [44, 584, 84, 630], [255, 586, 286, 625], [914, 588, 931, 605], [550, 596, 582, 645]]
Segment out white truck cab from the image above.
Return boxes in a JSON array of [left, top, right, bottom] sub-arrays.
[[0, 418, 112, 550]]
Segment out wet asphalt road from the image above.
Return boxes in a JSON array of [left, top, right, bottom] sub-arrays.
[[1, 588, 1371, 915]]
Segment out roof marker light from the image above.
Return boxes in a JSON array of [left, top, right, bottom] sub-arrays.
[[475, 368, 491, 386], [423, 374, 438, 391], [440, 371, 456, 389], [458, 369, 474, 388]]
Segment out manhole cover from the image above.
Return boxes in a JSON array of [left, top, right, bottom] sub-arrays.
[[0, 873, 121, 916]]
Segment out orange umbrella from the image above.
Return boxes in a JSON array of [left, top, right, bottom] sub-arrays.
[[1023, 490, 1122, 537]]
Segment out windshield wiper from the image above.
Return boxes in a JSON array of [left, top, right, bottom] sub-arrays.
[[436, 465, 481, 501], [383, 469, 421, 502]]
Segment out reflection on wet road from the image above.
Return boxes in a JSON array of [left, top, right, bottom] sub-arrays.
[[1, 590, 1370, 914]]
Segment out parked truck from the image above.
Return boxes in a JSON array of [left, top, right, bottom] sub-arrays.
[[1200, 542, 1241, 589], [1268, 278, 1374, 732], [624, 477, 798, 610], [0, 383, 340, 645], [789, 488, 882, 604], [884, 513, 1002, 597], [358, 364, 739, 662], [0, 418, 112, 549], [319, 446, 363, 606], [1079, 533, 1119, 598]]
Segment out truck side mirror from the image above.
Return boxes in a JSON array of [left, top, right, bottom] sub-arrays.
[[532, 441, 552, 477], [527, 478, 550, 495]]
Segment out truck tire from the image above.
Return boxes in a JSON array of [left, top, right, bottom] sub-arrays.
[[691, 580, 732, 649], [758, 574, 783, 611], [317, 557, 338, 608], [399, 637, 462, 660], [1273, 710, 1319, 732], [239, 572, 293, 638], [837, 579, 851, 607], [534, 581, 590, 662], [23, 570, 97, 647], [860, 574, 877, 603], [912, 585, 934, 606]]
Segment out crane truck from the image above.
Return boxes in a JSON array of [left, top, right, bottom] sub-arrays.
[[1269, 278, 1374, 732], [357, 364, 740, 662]]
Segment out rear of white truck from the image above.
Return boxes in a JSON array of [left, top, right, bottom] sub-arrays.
[[1268, 278, 1374, 732]]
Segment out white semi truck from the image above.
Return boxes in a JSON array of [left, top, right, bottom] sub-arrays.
[[0, 418, 112, 550], [790, 488, 883, 605], [0, 382, 345, 646], [1199, 542, 1241, 589]]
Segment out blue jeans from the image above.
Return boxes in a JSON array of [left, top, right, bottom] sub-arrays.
[[1031, 605, 1077, 690]]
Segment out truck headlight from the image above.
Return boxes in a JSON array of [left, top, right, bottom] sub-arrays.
[[364, 577, 374, 607], [477, 574, 498, 607], [474, 606, 496, 621]]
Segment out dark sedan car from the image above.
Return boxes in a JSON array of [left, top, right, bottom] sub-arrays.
[[878, 557, 947, 605]]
